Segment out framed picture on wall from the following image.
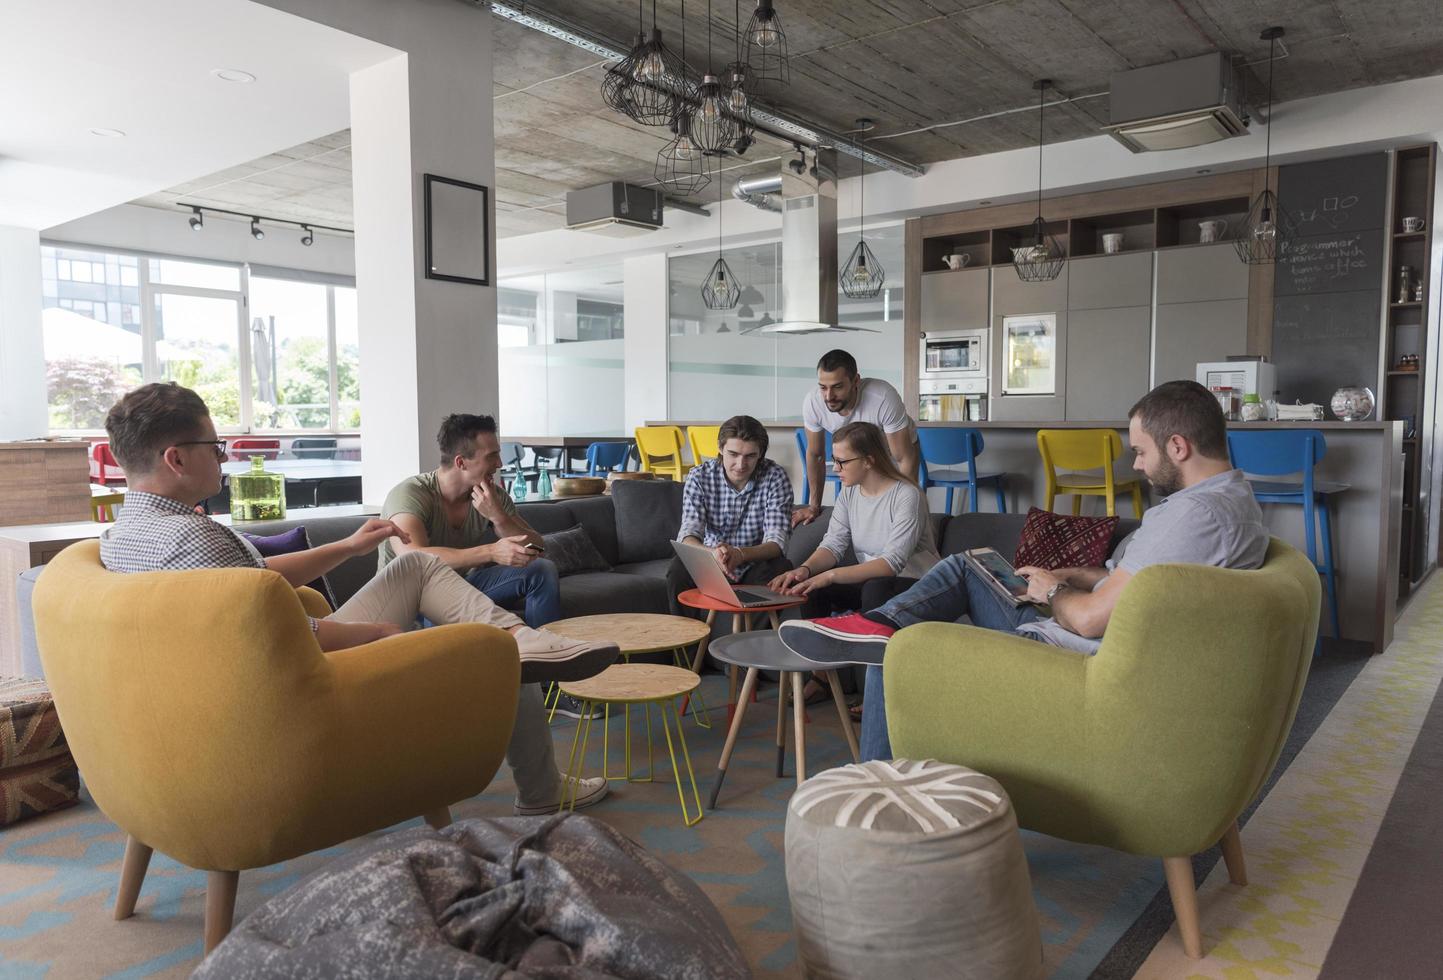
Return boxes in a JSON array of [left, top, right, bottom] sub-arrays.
[[424, 174, 491, 286]]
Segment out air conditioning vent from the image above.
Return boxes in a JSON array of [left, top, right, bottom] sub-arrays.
[[566, 182, 663, 236], [1104, 52, 1248, 153]]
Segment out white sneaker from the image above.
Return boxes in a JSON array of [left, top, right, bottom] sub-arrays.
[[514, 774, 610, 815], [512, 627, 619, 684]]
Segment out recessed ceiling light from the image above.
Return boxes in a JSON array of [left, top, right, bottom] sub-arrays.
[[978, 200, 992, 206], [89, 128, 126, 138], [212, 68, 256, 83], [1196, 168, 1212, 174]]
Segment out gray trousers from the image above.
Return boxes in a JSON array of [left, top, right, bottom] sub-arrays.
[[328, 550, 558, 805]]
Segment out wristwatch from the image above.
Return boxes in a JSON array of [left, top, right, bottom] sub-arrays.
[[1045, 581, 1069, 604]]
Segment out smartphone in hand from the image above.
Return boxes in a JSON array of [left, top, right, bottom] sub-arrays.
[[524, 542, 546, 553]]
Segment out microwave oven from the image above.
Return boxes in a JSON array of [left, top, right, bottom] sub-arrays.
[[920, 328, 988, 381]]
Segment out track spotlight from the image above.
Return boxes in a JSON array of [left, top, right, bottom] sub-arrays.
[[188, 207, 203, 231], [250, 217, 264, 240], [300, 225, 314, 247]]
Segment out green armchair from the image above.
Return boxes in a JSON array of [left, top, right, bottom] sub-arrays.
[[884, 538, 1320, 959]]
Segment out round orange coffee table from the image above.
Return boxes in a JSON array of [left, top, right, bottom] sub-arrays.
[[676, 588, 806, 718]]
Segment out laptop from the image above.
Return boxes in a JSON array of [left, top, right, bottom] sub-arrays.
[[671, 540, 795, 608]]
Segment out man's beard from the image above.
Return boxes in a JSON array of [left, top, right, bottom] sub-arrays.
[[1147, 457, 1183, 496]]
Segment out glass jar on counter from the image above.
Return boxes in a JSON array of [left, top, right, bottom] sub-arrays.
[[1240, 392, 1267, 422], [230, 456, 286, 522], [1209, 386, 1238, 420]]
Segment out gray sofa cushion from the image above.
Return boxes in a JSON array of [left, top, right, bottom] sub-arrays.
[[612, 558, 673, 580], [611, 481, 684, 564], [556, 495, 623, 567], [541, 525, 611, 576], [559, 570, 672, 618]]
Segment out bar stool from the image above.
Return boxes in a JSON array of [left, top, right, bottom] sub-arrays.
[[687, 425, 721, 465], [634, 426, 692, 481], [1227, 429, 1346, 644], [917, 427, 1006, 515], [794, 428, 843, 505], [1037, 428, 1144, 518]]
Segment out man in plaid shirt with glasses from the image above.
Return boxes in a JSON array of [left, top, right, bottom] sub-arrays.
[[96, 382, 618, 815], [665, 414, 794, 614]]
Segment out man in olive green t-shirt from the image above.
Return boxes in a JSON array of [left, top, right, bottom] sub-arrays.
[[380, 415, 560, 628]]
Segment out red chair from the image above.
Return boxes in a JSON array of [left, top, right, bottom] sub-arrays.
[[228, 438, 281, 461], [90, 442, 126, 486]]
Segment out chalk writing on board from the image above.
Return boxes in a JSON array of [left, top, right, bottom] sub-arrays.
[[1293, 194, 1362, 232], [1280, 234, 1368, 292]]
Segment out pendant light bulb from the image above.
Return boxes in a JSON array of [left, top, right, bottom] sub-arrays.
[[634, 47, 667, 83], [750, 9, 780, 47], [699, 76, 727, 123]]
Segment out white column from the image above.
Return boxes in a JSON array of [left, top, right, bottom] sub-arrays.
[[624, 253, 669, 430], [260, 0, 495, 501], [0, 226, 47, 440]]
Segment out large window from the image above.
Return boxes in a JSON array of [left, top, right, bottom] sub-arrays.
[[496, 263, 626, 437], [40, 244, 360, 434]]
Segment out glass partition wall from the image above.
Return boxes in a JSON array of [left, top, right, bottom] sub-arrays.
[[497, 263, 626, 437], [668, 222, 905, 422]]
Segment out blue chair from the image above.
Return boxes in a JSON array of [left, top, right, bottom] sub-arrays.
[[1227, 429, 1346, 646], [586, 441, 632, 476], [795, 428, 843, 505], [918, 427, 1007, 515]]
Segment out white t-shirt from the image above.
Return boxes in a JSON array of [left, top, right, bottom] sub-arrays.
[[802, 377, 917, 443]]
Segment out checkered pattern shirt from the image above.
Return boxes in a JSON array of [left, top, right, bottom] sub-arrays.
[[99, 491, 320, 631], [677, 457, 792, 576]]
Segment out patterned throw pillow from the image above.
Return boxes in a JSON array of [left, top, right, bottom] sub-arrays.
[[237, 526, 338, 609], [1013, 507, 1118, 571], [541, 525, 612, 576]]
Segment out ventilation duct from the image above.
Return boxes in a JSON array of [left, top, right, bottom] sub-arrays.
[[1103, 52, 1248, 153]]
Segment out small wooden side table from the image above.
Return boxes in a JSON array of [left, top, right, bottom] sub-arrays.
[[545, 613, 713, 733], [675, 588, 805, 718], [559, 664, 705, 826]]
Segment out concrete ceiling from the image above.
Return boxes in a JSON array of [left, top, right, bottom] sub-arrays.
[[132, 0, 1443, 239]]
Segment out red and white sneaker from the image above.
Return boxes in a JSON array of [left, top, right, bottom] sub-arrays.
[[779, 613, 896, 666]]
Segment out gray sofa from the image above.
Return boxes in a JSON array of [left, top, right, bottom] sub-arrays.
[[14, 480, 1140, 679]]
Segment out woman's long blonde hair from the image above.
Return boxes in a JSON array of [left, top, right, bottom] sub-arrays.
[[832, 421, 917, 488]]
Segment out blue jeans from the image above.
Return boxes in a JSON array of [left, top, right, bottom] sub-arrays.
[[463, 559, 562, 629], [859, 555, 1041, 762]]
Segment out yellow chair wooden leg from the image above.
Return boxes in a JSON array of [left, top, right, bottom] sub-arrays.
[[204, 870, 240, 955], [1105, 490, 1116, 517], [1071, 494, 1082, 516], [114, 837, 153, 920], [1132, 482, 1144, 517]]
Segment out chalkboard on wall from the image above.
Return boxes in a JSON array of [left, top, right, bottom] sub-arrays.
[[1271, 153, 1386, 407]]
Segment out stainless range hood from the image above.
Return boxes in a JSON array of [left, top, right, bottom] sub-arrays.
[[734, 150, 868, 335]]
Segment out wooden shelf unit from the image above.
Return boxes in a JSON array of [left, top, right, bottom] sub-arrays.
[[1382, 142, 1438, 594]]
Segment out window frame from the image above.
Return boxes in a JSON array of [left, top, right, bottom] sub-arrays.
[[41, 240, 359, 437]]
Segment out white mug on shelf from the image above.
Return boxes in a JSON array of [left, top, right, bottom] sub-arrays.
[[943, 253, 973, 270], [1403, 216, 1426, 233], [1102, 233, 1124, 254], [1198, 219, 1229, 243]]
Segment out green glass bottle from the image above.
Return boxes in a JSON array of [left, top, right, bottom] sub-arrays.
[[231, 455, 286, 522], [510, 469, 528, 502], [536, 465, 552, 499]]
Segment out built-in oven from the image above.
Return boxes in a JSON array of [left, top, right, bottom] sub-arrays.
[[920, 328, 988, 381], [919, 378, 988, 422]]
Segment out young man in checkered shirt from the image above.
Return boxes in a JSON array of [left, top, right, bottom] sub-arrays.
[[665, 414, 795, 611], [97, 383, 618, 815]]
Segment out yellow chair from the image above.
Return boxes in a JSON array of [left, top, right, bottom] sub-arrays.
[[90, 484, 126, 522], [634, 425, 693, 481], [1037, 428, 1144, 517], [31, 541, 520, 954], [687, 425, 721, 466]]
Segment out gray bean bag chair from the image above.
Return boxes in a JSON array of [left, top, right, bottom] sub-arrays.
[[196, 814, 750, 979]]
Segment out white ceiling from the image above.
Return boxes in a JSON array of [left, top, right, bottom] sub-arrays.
[[0, 0, 395, 229]]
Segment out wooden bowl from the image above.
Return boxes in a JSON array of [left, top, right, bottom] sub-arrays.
[[552, 477, 607, 497], [605, 471, 657, 493]]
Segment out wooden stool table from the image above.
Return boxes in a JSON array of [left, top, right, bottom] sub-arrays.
[[675, 588, 805, 719], [558, 664, 705, 826], [544, 613, 712, 731], [705, 631, 860, 809]]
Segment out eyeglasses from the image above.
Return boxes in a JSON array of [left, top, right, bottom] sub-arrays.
[[832, 455, 861, 468], [173, 440, 227, 461]]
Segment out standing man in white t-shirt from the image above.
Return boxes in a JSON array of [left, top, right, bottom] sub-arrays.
[[794, 349, 918, 526]]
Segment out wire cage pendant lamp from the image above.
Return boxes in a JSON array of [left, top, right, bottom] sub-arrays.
[[622, 0, 698, 127], [722, 0, 755, 153], [600, 1, 650, 120], [744, 0, 790, 88], [1014, 79, 1066, 283], [701, 179, 741, 310], [1236, 27, 1296, 265], [841, 123, 886, 299], [654, 0, 710, 195], [693, 0, 739, 154]]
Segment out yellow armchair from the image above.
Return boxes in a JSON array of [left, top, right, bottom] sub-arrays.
[[32, 541, 520, 953]]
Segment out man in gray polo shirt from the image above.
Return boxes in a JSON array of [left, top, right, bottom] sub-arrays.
[[777, 379, 1269, 761]]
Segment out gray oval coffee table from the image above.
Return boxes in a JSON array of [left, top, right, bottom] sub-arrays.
[[706, 630, 861, 809]]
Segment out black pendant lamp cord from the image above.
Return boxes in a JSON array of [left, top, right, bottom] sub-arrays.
[[1036, 83, 1044, 230], [735, 0, 742, 60], [1264, 33, 1276, 191]]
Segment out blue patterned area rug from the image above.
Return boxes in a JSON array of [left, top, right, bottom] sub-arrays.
[[0, 658, 1365, 979]]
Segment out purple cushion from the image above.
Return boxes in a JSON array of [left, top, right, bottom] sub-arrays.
[[237, 527, 338, 610]]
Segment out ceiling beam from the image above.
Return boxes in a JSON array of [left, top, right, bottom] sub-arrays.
[[475, 0, 925, 178]]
